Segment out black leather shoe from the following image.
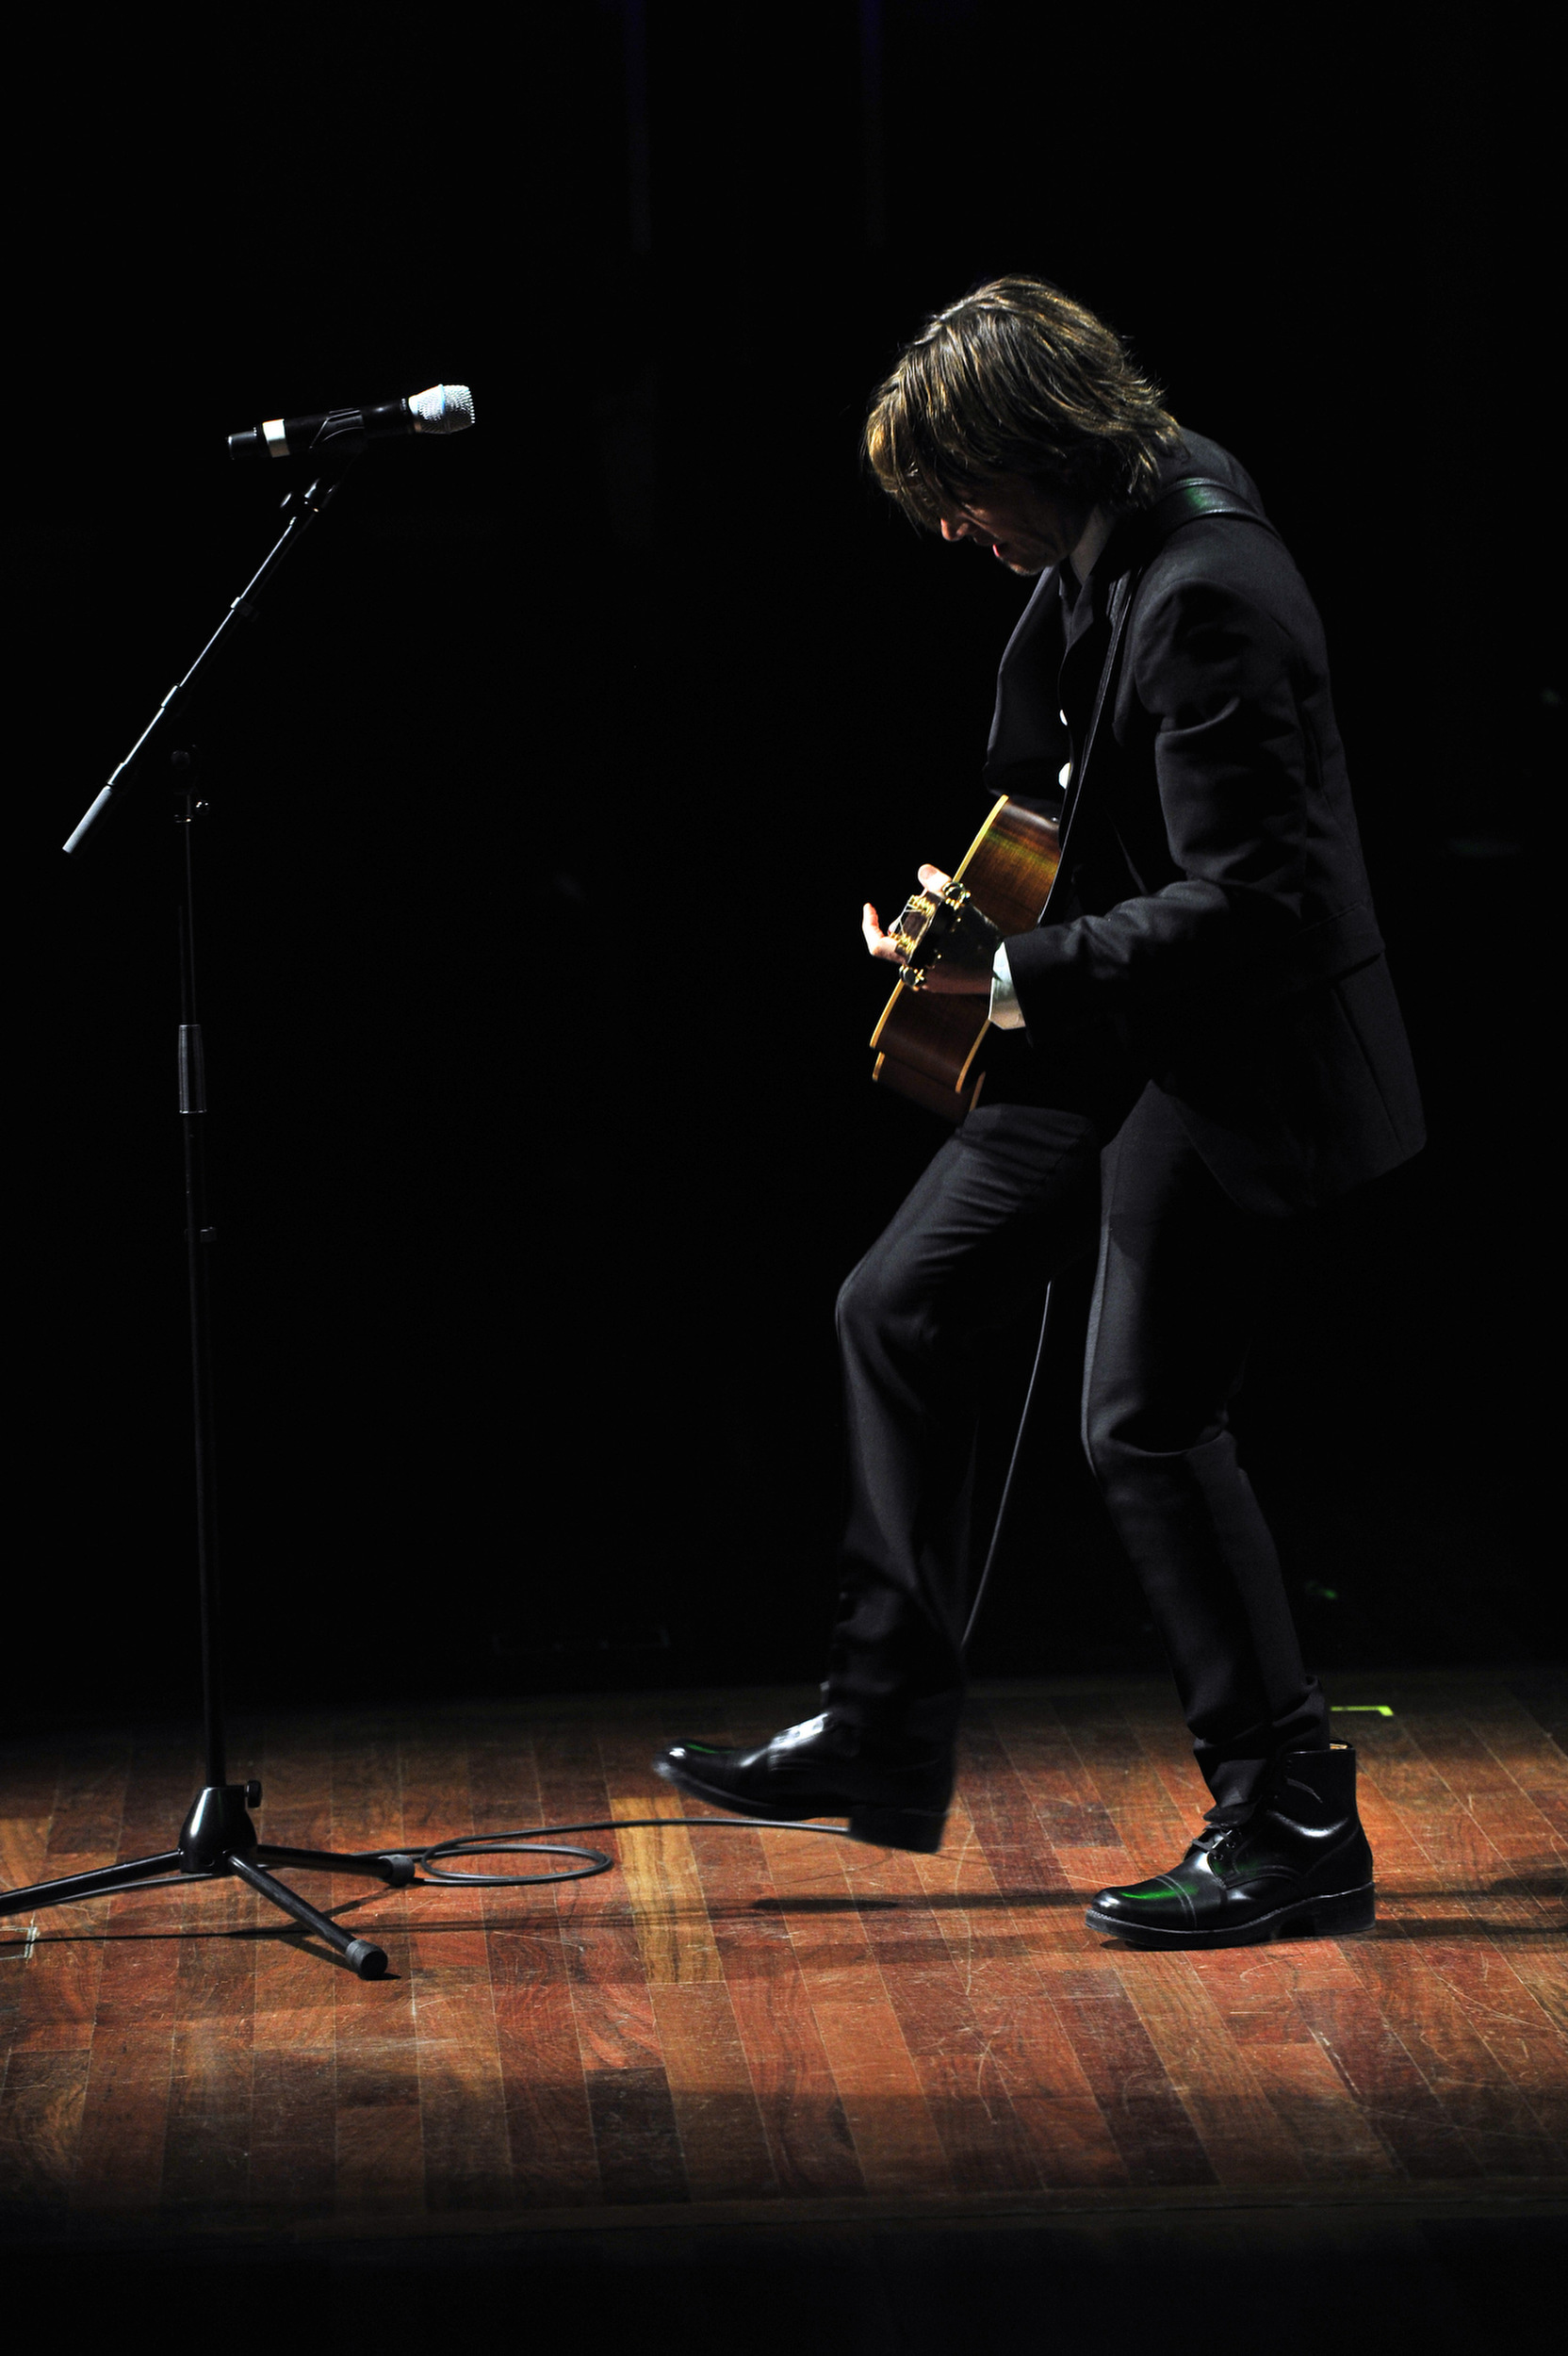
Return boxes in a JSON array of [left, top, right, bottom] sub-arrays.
[[1085, 1743, 1375, 1948], [652, 1713, 952, 1854]]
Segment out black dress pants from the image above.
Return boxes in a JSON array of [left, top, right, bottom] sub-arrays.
[[828, 1082, 1328, 1813]]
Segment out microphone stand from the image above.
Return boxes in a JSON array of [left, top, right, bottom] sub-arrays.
[[3, 456, 423, 1978]]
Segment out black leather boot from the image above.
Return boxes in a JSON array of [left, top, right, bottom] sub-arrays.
[[1085, 1743, 1375, 1948], [652, 1713, 953, 1854]]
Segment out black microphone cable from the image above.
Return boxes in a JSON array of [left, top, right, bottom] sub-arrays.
[[377, 1813, 884, 1891]]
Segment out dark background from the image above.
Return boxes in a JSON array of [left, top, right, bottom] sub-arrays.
[[13, 7, 1557, 1726]]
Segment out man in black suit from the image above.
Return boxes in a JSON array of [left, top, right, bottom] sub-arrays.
[[657, 277, 1424, 1947]]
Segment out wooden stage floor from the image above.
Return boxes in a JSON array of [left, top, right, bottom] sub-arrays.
[[3, 1672, 1564, 2265]]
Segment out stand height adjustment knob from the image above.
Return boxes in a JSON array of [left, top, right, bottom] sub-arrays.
[[244, 1779, 263, 1808]]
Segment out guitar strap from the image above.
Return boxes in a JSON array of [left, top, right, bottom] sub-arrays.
[[1055, 477, 1280, 872]]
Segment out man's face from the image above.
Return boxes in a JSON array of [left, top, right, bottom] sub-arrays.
[[939, 475, 1093, 575]]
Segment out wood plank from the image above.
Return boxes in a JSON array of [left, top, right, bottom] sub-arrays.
[[960, 1706, 1215, 2186], [7, 1741, 159, 2213], [466, 1716, 600, 2208], [44, 1742, 129, 1871], [927, 1712, 1141, 2182], [1115, 1695, 1219, 1827], [1190, 1944, 1399, 2179], [0, 1812, 50, 1900], [115, 1731, 200, 1877], [834, 1825, 1042, 2195], [1451, 1692, 1566, 1792], [404, 1723, 514, 2214], [1508, 1675, 1568, 1750], [1125, 1934, 1406, 2180], [1355, 1711, 1496, 1863], [1188, 1942, 1318, 2046], [648, 1980, 779, 2200], [760, 1823, 951, 2197], [0, 2049, 90, 2208], [255, 1704, 339, 1883], [607, 1774, 776, 2198], [1355, 1716, 1520, 1939], [1393, 1808, 1531, 1920], [1406, 1706, 1564, 1890], [159, 1871, 257, 2217], [1043, 1964, 1216, 2186], [1050, 1691, 1197, 1880], [1408, 1937, 1568, 2153], [332, 2024, 425, 2217], [1249, 2034, 1406, 2180], [652, 1708, 873, 2203], [911, 1795, 1130, 2187], [608, 1786, 724, 1988], [486, 1922, 601, 2206], [1514, 1778, 1568, 1849], [331, 1708, 409, 1924], [331, 1711, 423, 2216], [956, 1709, 1078, 1894], [1354, 1764, 1446, 1900], [0, 1741, 63, 1825], [410, 1937, 513, 2214], [580, 2051, 687, 2206], [248, 2046, 337, 2217], [1491, 1939, 1568, 2049], [986, 1695, 1139, 1890], [600, 1719, 776, 2198], [1119, 1952, 1307, 2184], [545, 1719, 684, 2205], [687, 1806, 865, 2200], [245, 1710, 340, 2217], [1287, 1954, 1481, 2181], [466, 1711, 547, 1854], [1342, 1936, 1563, 2176], [253, 1708, 342, 2047], [3, 1914, 107, 2061], [1460, 1687, 1568, 1790], [70, 1882, 181, 2212]]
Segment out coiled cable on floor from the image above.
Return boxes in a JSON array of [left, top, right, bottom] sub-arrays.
[[406, 1816, 871, 1889]]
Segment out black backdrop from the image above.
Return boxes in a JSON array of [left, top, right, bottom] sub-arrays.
[[13, 8, 1557, 1726]]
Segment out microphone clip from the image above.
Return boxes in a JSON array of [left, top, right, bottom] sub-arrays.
[[305, 409, 368, 460]]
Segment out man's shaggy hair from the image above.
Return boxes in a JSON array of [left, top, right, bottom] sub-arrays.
[[865, 275, 1182, 525]]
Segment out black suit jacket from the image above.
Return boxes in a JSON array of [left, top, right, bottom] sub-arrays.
[[988, 431, 1425, 1216]]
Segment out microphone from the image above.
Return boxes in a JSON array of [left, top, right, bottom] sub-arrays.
[[227, 383, 474, 461]]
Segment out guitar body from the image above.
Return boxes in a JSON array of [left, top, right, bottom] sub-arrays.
[[871, 796, 1061, 1121]]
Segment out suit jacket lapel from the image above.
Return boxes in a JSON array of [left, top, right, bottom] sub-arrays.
[[985, 561, 1068, 778], [1055, 565, 1135, 859]]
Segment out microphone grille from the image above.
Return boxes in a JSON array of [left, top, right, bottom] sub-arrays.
[[407, 383, 475, 434]]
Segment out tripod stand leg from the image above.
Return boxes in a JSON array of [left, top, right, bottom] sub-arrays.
[[0, 1852, 189, 1915], [254, 1843, 418, 1887], [228, 1853, 388, 1979]]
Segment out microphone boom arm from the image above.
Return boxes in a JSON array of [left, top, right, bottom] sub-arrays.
[[63, 467, 350, 856]]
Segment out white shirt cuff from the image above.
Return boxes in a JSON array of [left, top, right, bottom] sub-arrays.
[[988, 942, 1025, 1030]]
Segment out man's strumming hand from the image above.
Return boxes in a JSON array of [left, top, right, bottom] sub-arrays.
[[861, 867, 994, 995]]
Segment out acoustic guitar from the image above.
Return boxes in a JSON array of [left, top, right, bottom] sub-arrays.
[[871, 795, 1061, 1121]]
